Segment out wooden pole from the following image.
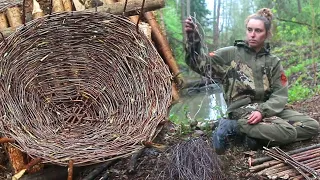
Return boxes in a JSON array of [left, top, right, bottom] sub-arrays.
[[0, 0, 165, 37], [144, 11, 181, 103], [144, 11, 183, 85], [4, 143, 27, 174], [68, 160, 74, 180]]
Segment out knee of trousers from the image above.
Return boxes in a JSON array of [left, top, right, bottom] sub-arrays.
[[303, 119, 320, 136], [276, 127, 297, 143]]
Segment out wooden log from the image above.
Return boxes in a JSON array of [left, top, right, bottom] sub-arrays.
[[256, 162, 286, 175], [117, 0, 140, 23], [32, 0, 45, 19], [127, 148, 145, 174], [72, 0, 85, 11], [0, 11, 9, 29], [143, 11, 181, 103], [68, 160, 74, 180], [251, 143, 320, 166], [0, 137, 15, 143], [52, 0, 65, 12], [4, 143, 26, 174], [62, 0, 73, 11], [0, 0, 165, 37], [144, 11, 183, 86], [6, 5, 23, 28], [250, 159, 281, 172], [82, 160, 118, 180], [263, 164, 291, 176]]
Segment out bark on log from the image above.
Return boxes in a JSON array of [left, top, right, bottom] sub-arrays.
[[0, 12, 9, 29], [144, 11, 182, 85], [62, 0, 73, 11], [0, 0, 165, 37], [4, 143, 26, 174], [68, 160, 74, 180], [127, 148, 145, 174], [6, 5, 23, 28], [89, 0, 164, 16], [144, 11, 181, 102]]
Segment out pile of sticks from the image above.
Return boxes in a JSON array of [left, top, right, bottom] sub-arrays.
[[249, 144, 320, 180]]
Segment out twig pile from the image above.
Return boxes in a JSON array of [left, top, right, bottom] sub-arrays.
[[0, 11, 172, 166], [250, 145, 320, 179], [158, 138, 225, 180]]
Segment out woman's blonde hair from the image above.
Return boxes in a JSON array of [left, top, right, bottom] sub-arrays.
[[245, 8, 273, 33]]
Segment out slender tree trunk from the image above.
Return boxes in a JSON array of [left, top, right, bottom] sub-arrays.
[[186, 0, 190, 16], [180, 0, 186, 43], [212, 0, 217, 49], [213, 0, 221, 49], [310, 0, 317, 85], [297, 0, 301, 13]]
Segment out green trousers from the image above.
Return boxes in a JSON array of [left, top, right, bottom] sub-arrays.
[[238, 109, 319, 145]]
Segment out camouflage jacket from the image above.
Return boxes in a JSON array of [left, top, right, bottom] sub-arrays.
[[185, 39, 288, 119]]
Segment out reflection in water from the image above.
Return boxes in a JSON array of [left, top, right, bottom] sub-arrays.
[[170, 83, 227, 122]]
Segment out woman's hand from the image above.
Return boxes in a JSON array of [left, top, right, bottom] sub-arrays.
[[247, 111, 263, 124], [184, 17, 199, 41]]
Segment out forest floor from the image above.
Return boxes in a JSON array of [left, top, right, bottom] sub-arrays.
[[0, 95, 319, 180], [102, 95, 320, 180]]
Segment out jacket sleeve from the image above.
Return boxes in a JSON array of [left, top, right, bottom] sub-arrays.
[[185, 37, 234, 78], [257, 58, 288, 117]]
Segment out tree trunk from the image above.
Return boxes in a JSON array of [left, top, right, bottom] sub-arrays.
[[180, 0, 186, 43], [213, 0, 221, 49], [297, 0, 301, 13]]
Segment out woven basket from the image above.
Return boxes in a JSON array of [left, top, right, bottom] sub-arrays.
[[0, 11, 172, 166]]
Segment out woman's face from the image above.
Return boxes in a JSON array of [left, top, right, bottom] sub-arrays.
[[246, 19, 268, 52]]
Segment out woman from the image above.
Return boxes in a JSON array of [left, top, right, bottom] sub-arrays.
[[184, 8, 319, 154]]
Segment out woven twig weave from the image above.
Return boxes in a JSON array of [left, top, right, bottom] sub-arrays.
[[0, 11, 172, 166]]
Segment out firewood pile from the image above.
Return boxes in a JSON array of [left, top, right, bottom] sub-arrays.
[[249, 144, 320, 179], [0, 0, 183, 178]]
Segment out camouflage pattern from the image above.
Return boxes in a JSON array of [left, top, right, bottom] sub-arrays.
[[186, 39, 319, 144]]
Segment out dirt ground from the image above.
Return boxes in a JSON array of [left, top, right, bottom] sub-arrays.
[[0, 95, 319, 180]]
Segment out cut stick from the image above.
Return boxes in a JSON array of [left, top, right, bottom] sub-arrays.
[[32, 0, 44, 19], [4, 143, 26, 174], [252, 144, 320, 166], [68, 160, 74, 180]]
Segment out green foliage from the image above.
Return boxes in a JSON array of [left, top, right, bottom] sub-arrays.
[[159, 0, 320, 103], [288, 83, 314, 103], [159, 0, 185, 66]]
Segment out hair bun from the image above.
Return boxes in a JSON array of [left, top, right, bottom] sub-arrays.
[[257, 8, 273, 22]]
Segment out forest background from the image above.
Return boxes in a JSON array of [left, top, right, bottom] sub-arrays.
[[158, 0, 320, 103]]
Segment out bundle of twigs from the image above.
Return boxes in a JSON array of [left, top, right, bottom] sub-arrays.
[[0, 11, 172, 166], [250, 145, 320, 179], [158, 138, 225, 180]]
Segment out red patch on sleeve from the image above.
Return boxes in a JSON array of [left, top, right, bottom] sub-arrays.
[[280, 71, 288, 86], [208, 52, 214, 57]]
